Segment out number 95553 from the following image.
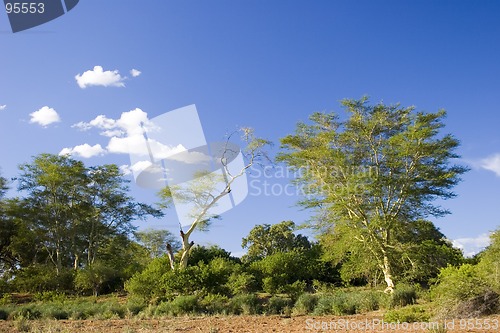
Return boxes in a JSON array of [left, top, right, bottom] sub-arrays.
[[5, 2, 45, 14]]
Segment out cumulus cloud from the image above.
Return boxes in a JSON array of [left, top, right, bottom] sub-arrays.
[[29, 106, 61, 127], [0, 105, 6, 111], [479, 154, 500, 177], [59, 144, 105, 158], [70, 108, 187, 160], [120, 161, 153, 176], [130, 69, 142, 77], [452, 233, 491, 257], [75, 66, 126, 89]]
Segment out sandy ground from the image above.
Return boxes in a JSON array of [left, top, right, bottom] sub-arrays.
[[1, 314, 499, 333]]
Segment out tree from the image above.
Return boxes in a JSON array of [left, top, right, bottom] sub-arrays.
[[135, 228, 181, 259], [477, 229, 500, 293], [159, 128, 270, 269], [15, 154, 161, 281], [278, 97, 467, 292], [241, 221, 311, 261]]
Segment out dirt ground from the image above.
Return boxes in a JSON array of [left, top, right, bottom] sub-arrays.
[[1, 314, 499, 333]]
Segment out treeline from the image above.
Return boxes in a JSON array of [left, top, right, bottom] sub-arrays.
[[1, 98, 499, 320], [0, 154, 161, 295]]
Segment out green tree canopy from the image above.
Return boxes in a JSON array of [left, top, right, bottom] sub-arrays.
[[278, 97, 468, 292], [241, 221, 311, 261]]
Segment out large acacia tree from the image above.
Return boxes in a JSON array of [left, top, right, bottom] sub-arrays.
[[278, 97, 467, 292]]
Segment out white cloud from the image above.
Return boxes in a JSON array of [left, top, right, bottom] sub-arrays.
[[71, 108, 187, 160], [29, 106, 61, 127], [480, 154, 500, 177], [120, 161, 154, 176], [130, 69, 142, 77], [452, 233, 491, 257], [0, 105, 6, 111], [59, 144, 105, 158], [75, 66, 126, 89]]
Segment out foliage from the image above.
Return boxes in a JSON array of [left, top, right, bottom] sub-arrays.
[[431, 264, 498, 318], [477, 229, 500, 293], [135, 228, 181, 259], [292, 293, 318, 315], [228, 293, 262, 315], [265, 295, 293, 315], [74, 262, 118, 296], [187, 245, 238, 266], [124, 256, 172, 301], [384, 305, 430, 323], [241, 221, 311, 261], [279, 97, 468, 291], [251, 250, 312, 294], [389, 284, 417, 308]]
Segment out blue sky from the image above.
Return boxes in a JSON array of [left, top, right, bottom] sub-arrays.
[[1, 1, 500, 257]]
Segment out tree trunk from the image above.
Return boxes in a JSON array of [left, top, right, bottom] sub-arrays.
[[179, 231, 194, 269], [382, 254, 395, 293]]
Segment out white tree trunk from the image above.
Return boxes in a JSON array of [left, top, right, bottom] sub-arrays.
[[382, 254, 395, 293]]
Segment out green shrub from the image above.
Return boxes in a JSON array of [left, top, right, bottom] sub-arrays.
[[33, 291, 66, 303], [384, 305, 430, 323], [126, 296, 147, 315], [166, 295, 199, 316], [331, 292, 357, 315], [431, 264, 497, 318], [10, 305, 42, 320], [125, 256, 171, 301], [0, 309, 9, 320], [265, 296, 293, 315], [200, 293, 230, 314], [0, 293, 12, 305], [357, 290, 385, 312], [390, 284, 417, 308], [40, 304, 69, 319], [226, 272, 258, 295], [229, 294, 261, 315], [313, 294, 335, 315], [284, 280, 307, 301], [293, 293, 318, 315]]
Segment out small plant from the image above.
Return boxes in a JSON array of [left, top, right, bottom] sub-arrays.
[[200, 293, 229, 314], [266, 296, 293, 315], [293, 293, 318, 315], [390, 284, 417, 308], [313, 294, 335, 315], [229, 294, 261, 315], [15, 315, 31, 332], [0, 293, 12, 305], [384, 305, 430, 323]]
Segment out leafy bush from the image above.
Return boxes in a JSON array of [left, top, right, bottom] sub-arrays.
[[14, 265, 75, 293], [155, 295, 199, 316], [124, 256, 171, 301], [75, 262, 118, 296], [293, 293, 318, 315], [200, 293, 230, 314], [229, 294, 261, 315], [33, 291, 66, 303], [431, 264, 497, 318], [265, 296, 293, 315], [126, 296, 147, 315], [330, 292, 357, 315], [390, 284, 417, 308], [226, 271, 258, 295], [384, 305, 430, 323]]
